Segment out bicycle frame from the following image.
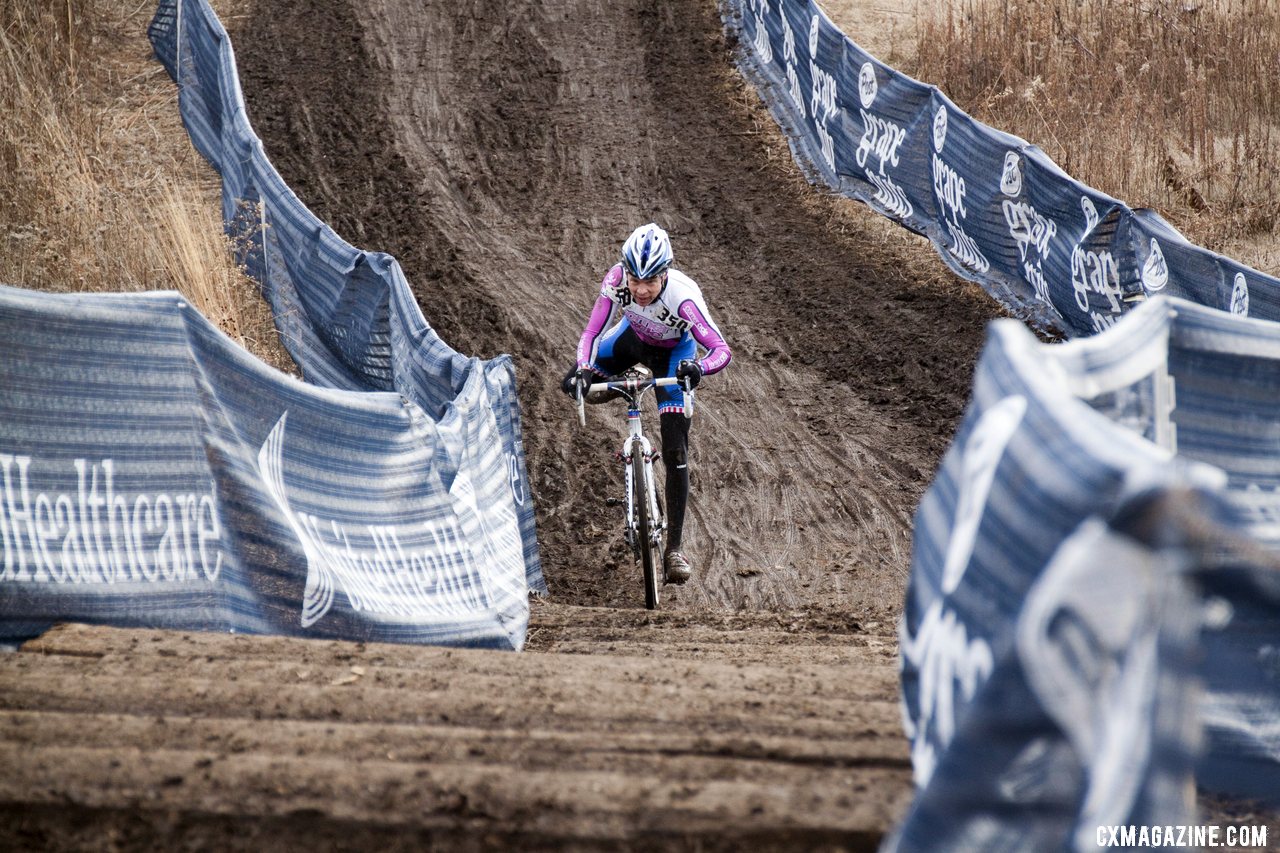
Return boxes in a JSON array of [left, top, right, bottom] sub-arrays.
[[621, 411, 661, 553], [575, 374, 693, 608]]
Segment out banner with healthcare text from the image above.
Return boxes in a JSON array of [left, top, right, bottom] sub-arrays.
[[0, 0, 546, 649], [0, 285, 529, 649], [145, 0, 544, 598]]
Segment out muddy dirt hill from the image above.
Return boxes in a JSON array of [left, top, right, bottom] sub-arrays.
[[0, 0, 1008, 849]]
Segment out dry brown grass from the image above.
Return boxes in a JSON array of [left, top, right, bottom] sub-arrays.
[[913, 0, 1280, 275], [0, 0, 297, 374]]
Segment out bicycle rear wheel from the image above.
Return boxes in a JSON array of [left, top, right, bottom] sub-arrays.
[[632, 450, 661, 610]]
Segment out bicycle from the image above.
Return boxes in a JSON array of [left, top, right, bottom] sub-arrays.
[[575, 369, 694, 609]]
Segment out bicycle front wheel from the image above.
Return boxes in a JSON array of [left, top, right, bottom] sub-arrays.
[[632, 450, 661, 610]]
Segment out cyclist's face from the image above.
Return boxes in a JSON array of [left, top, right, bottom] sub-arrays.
[[626, 271, 665, 306]]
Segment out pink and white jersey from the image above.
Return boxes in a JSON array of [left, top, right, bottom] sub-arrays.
[[576, 264, 732, 374]]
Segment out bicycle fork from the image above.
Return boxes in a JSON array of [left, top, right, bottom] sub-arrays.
[[620, 407, 664, 550]]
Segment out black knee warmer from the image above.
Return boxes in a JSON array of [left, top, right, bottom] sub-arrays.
[[660, 414, 691, 550], [661, 444, 687, 469]]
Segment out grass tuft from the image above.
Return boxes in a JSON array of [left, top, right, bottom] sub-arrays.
[[0, 0, 297, 375]]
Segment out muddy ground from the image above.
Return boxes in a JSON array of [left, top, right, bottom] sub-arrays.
[[229, 0, 999, 618], [0, 0, 1015, 849]]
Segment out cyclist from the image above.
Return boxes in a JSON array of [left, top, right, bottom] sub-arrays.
[[562, 222, 732, 584]]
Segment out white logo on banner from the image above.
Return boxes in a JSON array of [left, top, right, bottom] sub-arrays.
[[1071, 196, 1124, 333], [781, 14, 806, 119], [931, 106, 990, 273], [1017, 522, 1165, 850], [1082, 196, 1100, 234], [1141, 238, 1170, 292], [0, 455, 222, 585], [942, 395, 1027, 593], [901, 396, 1025, 785], [858, 61, 877, 108], [1000, 151, 1023, 197], [854, 61, 910, 217], [1004, 198, 1059, 304], [749, 0, 772, 64], [507, 453, 526, 507], [1072, 246, 1124, 332], [857, 108, 912, 219], [257, 413, 493, 628], [900, 600, 995, 786], [808, 15, 839, 172], [1231, 272, 1250, 316], [933, 106, 948, 153]]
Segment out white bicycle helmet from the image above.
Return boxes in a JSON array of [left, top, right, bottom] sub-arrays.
[[620, 223, 673, 280]]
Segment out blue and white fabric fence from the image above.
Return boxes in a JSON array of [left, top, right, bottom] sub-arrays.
[[146, 0, 542, 597], [0, 0, 544, 650], [0, 285, 530, 648], [720, 0, 1280, 337], [891, 296, 1280, 847]]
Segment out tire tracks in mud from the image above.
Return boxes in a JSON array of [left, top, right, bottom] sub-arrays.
[[0, 0, 1005, 848], [1, 622, 910, 851], [232, 0, 998, 615]]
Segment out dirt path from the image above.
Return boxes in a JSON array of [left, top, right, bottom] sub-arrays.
[[230, 0, 996, 617], [1, 617, 909, 851], [0, 0, 1005, 848]]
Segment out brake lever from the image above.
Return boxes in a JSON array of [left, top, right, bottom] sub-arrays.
[[682, 377, 695, 419], [576, 383, 586, 427]]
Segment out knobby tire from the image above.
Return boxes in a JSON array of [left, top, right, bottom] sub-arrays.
[[633, 450, 660, 610]]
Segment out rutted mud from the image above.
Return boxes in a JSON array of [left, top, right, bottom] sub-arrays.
[[0, 0, 1006, 848], [0, 618, 910, 851], [230, 0, 996, 616]]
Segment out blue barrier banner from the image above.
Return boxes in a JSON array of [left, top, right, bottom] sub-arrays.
[[0, 0, 545, 648], [718, 0, 1280, 838], [143, 1, 544, 593], [888, 499, 1205, 851], [721, 0, 1280, 338], [0, 285, 529, 649], [894, 296, 1280, 844]]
